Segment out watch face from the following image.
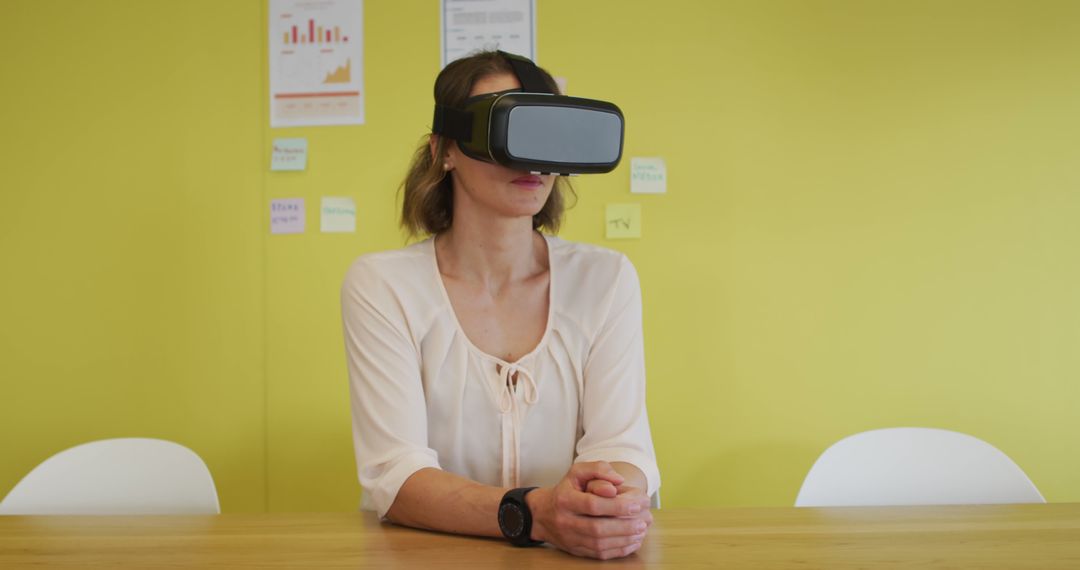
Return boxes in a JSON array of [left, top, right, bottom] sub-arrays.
[[499, 503, 525, 537]]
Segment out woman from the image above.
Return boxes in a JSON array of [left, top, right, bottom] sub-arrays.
[[341, 51, 659, 560]]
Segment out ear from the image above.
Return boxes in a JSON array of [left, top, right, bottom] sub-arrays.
[[431, 135, 456, 172]]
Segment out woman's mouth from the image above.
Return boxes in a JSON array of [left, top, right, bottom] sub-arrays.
[[511, 175, 544, 189]]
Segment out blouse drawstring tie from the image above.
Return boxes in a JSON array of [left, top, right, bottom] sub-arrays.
[[492, 362, 539, 488]]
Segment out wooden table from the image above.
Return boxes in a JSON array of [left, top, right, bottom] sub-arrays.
[[2, 504, 1079, 568]]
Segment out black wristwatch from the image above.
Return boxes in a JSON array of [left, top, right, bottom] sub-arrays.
[[498, 487, 543, 547]]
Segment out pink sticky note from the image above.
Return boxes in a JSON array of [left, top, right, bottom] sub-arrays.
[[270, 198, 305, 234]]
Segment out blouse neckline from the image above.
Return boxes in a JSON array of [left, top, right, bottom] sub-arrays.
[[427, 233, 556, 367]]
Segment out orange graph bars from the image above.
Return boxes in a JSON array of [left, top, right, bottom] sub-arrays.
[[283, 21, 348, 45]]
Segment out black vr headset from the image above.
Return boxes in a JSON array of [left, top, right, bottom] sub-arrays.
[[431, 51, 624, 176]]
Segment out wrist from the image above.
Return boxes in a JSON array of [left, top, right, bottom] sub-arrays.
[[524, 487, 550, 542], [498, 487, 544, 547]]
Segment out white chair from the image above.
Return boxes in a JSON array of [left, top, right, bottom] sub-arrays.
[[795, 427, 1045, 507], [0, 438, 220, 515]]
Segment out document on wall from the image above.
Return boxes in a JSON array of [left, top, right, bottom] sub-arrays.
[[269, 0, 364, 127], [441, 0, 535, 67]]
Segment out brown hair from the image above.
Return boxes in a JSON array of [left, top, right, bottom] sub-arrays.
[[399, 51, 574, 237]]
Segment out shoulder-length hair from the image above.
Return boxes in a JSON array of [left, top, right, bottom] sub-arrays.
[[400, 51, 574, 238]]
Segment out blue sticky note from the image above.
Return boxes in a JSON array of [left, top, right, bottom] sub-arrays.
[[271, 138, 308, 171]]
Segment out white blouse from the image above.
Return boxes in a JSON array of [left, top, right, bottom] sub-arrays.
[[341, 235, 660, 518]]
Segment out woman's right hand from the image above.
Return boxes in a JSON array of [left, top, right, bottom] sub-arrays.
[[526, 461, 651, 560]]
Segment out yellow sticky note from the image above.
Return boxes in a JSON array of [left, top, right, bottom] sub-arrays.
[[605, 204, 641, 239]]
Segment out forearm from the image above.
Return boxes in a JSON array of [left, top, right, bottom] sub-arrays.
[[384, 462, 648, 550], [384, 467, 507, 537]]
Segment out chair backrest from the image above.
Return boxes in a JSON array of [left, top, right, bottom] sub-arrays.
[[0, 438, 220, 515], [795, 427, 1045, 507]]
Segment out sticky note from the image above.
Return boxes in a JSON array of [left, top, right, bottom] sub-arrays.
[[270, 198, 305, 234], [321, 196, 356, 233], [630, 157, 666, 194], [271, 138, 308, 171], [605, 203, 642, 239]]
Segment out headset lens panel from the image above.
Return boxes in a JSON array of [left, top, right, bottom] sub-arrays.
[[505, 105, 623, 167]]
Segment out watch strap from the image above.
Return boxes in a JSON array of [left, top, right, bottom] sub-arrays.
[[499, 487, 543, 547]]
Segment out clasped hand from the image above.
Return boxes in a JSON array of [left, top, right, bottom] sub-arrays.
[[526, 461, 652, 560]]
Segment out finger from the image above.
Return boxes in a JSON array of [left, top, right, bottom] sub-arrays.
[[569, 462, 624, 489], [570, 461, 624, 486], [608, 493, 651, 517], [569, 539, 642, 561], [564, 490, 644, 517], [596, 542, 643, 560], [568, 532, 644, 560], [571, 511, 649, 537], [585, 479, 618, 498], [612, 508, 653, 527], [591, 532, 646, 553], [613, 486, 652, 511]]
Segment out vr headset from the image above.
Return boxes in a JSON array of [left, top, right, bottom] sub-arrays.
[[432, 51, 624, 176]]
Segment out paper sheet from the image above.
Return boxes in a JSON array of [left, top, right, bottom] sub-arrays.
[[270, 0, 365, 126], [441, 0, 535, 67]]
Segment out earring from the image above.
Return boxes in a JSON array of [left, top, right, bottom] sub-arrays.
[[443, 162, 451, 171]]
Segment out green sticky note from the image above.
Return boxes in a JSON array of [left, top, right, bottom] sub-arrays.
[[605, 203, 641, 239], [321, 196, 356, 233], [630, 157, 667, 194]]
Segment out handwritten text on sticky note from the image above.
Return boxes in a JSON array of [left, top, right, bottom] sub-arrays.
[[321, 196, 356, 233], [271, 138, 308, 171], [270, 198, 305, 234], [605, 203, 642, 239], [630, 157, 666, 194]]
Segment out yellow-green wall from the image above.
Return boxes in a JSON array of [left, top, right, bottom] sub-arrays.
[[3, 1, 1078, 512]]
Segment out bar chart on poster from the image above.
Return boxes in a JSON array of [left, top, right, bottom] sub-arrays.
[[270, 0, 364, 127]]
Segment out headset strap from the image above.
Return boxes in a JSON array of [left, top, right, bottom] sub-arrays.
[[432, 104, 472, 140], [497, 50, 554, 94], [433, 52, 552, 139]]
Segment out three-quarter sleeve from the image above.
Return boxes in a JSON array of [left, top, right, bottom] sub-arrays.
[[575, 255, 661, 496], [341, 260, 440, 518]]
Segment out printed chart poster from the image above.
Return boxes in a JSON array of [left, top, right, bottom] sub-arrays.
[[270, 0, 364, 127], [442, 0, 535, 67]]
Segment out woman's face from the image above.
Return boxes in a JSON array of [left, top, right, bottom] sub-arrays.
[[442, 72, 556, 225]]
